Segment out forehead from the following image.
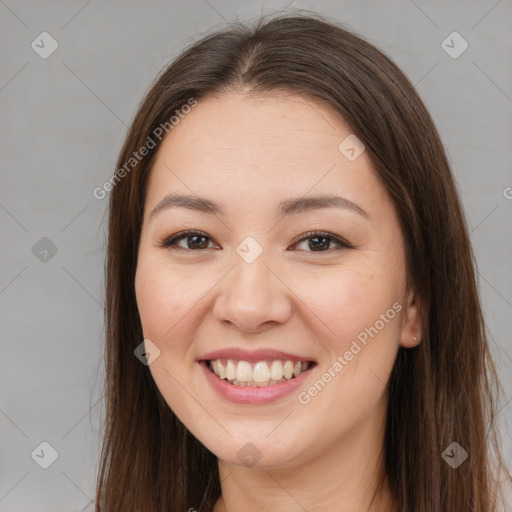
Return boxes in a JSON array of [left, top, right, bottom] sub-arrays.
[[144, 91, 390, 219], [155, 91, 352, 166]]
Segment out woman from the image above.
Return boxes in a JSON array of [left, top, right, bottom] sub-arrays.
[[95, 12, 510, 512]]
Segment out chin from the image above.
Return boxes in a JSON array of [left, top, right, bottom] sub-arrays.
[[198, 430, 307, 470]]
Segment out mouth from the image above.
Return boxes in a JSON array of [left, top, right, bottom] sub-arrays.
[[201, 358, 317, 387]]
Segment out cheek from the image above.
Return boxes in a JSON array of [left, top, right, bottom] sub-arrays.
[[290, 261, 401, 350], [135, 260, 199, 415], [289, 265, 402, 426], [135, 260, 191, 347], [135, 256, 222, 369]]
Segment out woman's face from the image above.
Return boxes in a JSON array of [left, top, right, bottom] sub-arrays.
[[135, 91, 421, 469]]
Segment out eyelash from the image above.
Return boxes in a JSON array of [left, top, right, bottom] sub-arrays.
[[159, 229, 353, 252]]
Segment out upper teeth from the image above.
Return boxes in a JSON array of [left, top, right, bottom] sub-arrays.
[[209, 359, 310, 386]]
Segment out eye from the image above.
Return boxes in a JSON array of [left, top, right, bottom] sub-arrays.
[[160, 229, 353, 252], [160, 230, 218, 250], [291, 231, 353, 252]]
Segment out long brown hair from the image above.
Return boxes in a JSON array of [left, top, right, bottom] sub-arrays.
[[95, 11, 510, 511]]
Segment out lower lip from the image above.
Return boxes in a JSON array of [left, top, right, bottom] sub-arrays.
[[198, 361, 314, 404]]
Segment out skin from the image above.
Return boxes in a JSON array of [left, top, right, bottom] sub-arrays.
[[135, 90, 422, 512]]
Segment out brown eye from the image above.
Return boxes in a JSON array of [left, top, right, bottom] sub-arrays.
[[161, 230, 216, 250], [160, 230, 353, 252], [292, 231, 353, 252]]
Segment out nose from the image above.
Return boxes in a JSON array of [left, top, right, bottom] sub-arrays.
[[212, 253, 292, 333]]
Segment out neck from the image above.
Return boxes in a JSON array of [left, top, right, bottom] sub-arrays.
[[212, 397, 398, 512]]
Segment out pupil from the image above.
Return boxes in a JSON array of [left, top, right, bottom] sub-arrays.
[[189, 235, 208, 249], [309, 236, 329, 251]]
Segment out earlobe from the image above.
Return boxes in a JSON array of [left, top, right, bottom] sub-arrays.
[[399, 287, 422, 348]]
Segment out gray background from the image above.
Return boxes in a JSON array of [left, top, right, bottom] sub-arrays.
[[1, 0, 511, 510]]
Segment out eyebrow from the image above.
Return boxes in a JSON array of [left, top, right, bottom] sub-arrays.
[[149, 193, 369, 221]]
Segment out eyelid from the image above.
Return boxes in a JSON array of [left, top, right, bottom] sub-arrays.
[[160, 230, 218, 249], [291, 230, 354, 250], [159, 229, 354, 251]]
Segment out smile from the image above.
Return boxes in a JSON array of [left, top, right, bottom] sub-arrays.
[[197, 348, 317, 404], [208, 359, 312, 387]]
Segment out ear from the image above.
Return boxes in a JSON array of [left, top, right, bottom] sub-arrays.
[[399, 286, 422, 348]]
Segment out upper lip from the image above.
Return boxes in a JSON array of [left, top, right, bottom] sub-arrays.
[[198, 348, 317, 364]]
